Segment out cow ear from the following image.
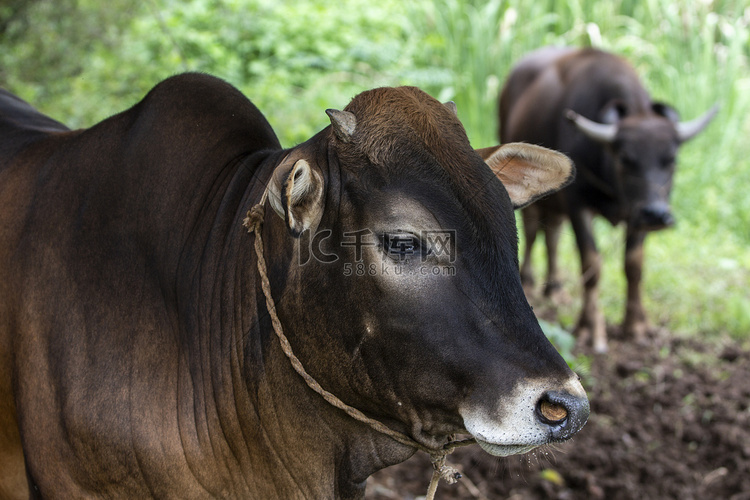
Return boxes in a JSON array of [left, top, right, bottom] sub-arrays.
[[478, 143, 575, 209], [268, 156, 325, 237]]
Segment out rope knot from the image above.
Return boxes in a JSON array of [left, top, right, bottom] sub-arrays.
[[437, 464, 462, 485], [243, 203, 266, 233], [430, 451, 462, 486]]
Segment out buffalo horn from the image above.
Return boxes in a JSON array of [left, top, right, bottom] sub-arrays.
[[676, 105, 719, 142], [566, 109, 617, 144], [326, 109, 357, 143]]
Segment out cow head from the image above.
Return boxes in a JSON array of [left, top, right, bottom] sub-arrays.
[[567, 103, 717, 230], [264, 86, 588, 460]]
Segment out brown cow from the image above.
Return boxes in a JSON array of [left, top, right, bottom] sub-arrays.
[[0, 74, 587, 499], [500, 47, 716, 353]]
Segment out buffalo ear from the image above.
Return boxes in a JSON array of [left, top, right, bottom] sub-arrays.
[[268, 156, 325, 237], [477, 143, 575, 209], [652, 102, 680, 124]]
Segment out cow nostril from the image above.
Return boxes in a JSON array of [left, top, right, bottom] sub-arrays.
[[536, 390, 590, 440], [536, 395, 570, 426], [539, 400, 568, 423]]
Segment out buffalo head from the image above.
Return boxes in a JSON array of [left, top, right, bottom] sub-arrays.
[[567, 103, 717, 230]]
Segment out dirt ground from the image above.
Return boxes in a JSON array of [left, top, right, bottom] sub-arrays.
[[366, 327, 750, 500]]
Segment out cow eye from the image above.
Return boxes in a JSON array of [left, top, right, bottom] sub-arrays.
[[381, 231, 431, 260]]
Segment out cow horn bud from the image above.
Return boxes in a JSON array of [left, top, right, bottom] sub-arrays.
[[444, 101, 458, 116], [676, 105, 719, 142], [566, 109, 617, 144], [326, 109, 357, 143]]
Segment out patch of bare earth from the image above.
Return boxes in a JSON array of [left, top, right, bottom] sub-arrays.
[[366, 330, 750, 500]]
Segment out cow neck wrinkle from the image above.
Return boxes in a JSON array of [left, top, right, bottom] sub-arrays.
[[242, 190, 475, 500]]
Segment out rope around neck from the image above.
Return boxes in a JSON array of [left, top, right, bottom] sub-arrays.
[[243, 198, 475, 500]]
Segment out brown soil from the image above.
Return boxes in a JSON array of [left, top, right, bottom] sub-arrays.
[[366, 329, 750, 500]]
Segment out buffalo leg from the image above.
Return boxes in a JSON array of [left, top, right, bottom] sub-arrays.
[[623, 228, 649, 343], [570, 209, 607, 353], [520, 205, 539, 295]]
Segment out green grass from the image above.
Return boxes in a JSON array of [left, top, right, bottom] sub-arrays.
[[1, 0, 748, 340]]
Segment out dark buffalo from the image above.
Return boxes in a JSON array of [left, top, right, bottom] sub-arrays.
[[499, 47, 716, 353], [0, 73, 588, 499]]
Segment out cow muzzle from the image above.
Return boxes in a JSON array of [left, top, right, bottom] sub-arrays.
[[461, 374, 589, 457]]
